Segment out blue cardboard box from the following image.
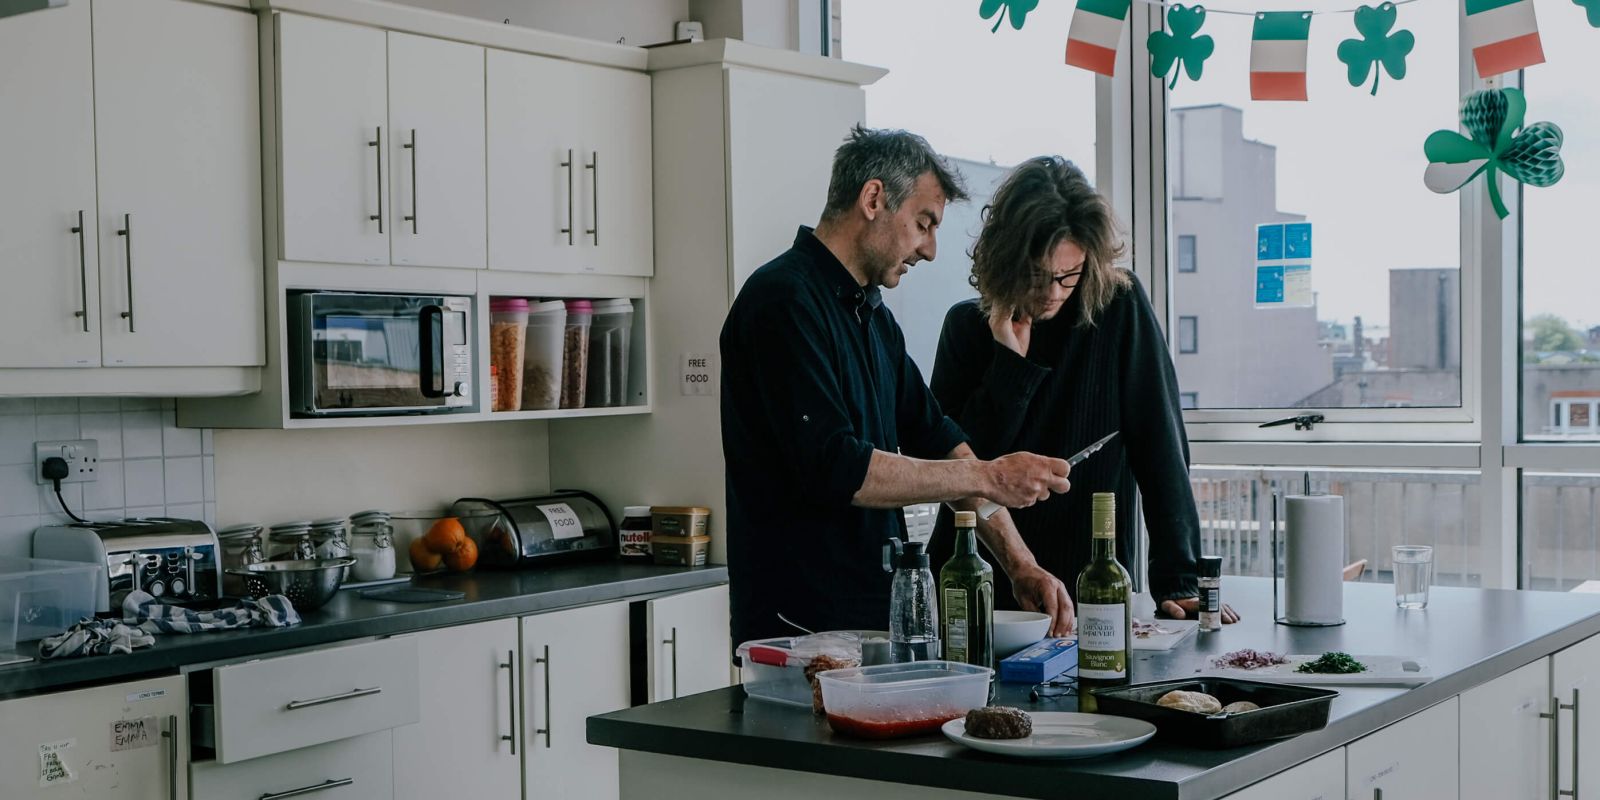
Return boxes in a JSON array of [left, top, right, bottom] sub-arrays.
[[998, 637, 1078, 683]]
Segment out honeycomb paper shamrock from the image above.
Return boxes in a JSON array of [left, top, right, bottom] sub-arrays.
[[1337, 3, 1415, 95], [1423, 87, 1564, 220], [1148, 5, 1215, 89], [980, 0, 1039, 32], [1576, 0, 1600, 27]]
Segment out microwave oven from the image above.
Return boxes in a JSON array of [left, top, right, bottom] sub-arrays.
[[288, 291, 475, 417]]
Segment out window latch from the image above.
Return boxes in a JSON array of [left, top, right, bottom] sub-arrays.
[[1259, 413, 1324, 431]]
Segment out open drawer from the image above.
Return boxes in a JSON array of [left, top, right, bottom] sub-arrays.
[[211, 636, 419, 763]]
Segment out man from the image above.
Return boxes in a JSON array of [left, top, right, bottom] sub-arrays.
[[721, 126, 1076, 648]]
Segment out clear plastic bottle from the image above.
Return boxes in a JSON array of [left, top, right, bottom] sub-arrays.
[[889, 541, 941, 663]]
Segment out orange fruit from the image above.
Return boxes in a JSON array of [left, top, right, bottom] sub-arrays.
[[423, 517, 466, 553], [409, 537, 443, 572], [444, 536, 478, 572]]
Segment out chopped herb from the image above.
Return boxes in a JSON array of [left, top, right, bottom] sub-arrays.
[[1296, 652, 1367, 674]]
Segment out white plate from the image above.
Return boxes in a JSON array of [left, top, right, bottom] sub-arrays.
[[1131, 619, 1199, 651], [942, 712, 1156, 759], [1210, 654, 1431, 686]]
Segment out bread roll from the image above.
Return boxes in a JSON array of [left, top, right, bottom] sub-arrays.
[[1156, 690, 1223, 714]]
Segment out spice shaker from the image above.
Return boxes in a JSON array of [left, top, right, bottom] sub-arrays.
[[1199, 555, 1223, 631]]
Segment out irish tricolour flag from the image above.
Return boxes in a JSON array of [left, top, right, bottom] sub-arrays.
[[1464, 0, 1545, 78], [1065, 0, 1129, 76], [1250, 12, 1312, 101]]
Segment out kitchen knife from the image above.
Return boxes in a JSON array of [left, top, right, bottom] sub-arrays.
[[975, 431, 1120, 520]]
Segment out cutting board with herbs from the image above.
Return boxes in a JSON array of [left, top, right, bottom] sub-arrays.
[[1208, 652, 1432, 686]]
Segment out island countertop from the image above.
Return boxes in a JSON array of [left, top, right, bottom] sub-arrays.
[[588, 578, 1600, 800]]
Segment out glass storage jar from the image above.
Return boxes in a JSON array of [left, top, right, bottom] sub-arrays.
[[216, 523, 267, 597], [267, 521, 316, 561], [311, 517, 352, 580], [349, 510, 397, 582]]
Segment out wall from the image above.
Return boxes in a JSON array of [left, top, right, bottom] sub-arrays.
[[392, 0, 689, 45]]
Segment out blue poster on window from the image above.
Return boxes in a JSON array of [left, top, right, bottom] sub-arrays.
[[1257, 225, 1284, 262], [1255, 265, 1285, 304], [1285, 223, 1312, 259], [1254, 221, 1312, 308]]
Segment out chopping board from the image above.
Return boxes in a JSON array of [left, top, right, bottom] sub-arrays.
[[1209, 654, 1431, 686], [1130, 619, 1198, 651]]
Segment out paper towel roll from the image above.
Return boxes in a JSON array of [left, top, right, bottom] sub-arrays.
[[1284, 494, 1345, 625]]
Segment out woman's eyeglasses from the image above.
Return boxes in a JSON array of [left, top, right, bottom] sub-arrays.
[[1036, 271, 1082, 290]]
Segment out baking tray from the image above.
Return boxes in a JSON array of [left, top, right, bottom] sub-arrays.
[[1088, 677, 1337, 748]]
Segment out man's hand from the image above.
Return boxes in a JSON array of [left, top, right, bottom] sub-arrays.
[[1158, 597, 1241, 624], [984, 452, 1070, 509], [1011, 565, 1075, 635], [989, 304, 1032, 357]]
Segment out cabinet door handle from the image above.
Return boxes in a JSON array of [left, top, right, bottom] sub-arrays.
[[534, 645, 553, 747], [258, 778, 353, 800], [1545, 695, 1564, 800], [1373, 790, 1382, 800], [559, 149, 574, 245], [663, 627, 679, 699], [403, 129, 418, 234], [70, 210, 89, 332], [500, 650, 517, 755], [163, 714, 177, 800], [1563, 689, 1581, 799], [116, 213, 134, 332], [283, 686, 382, 710], [369, 126, 384, 234], [584, 151, 599, 246]]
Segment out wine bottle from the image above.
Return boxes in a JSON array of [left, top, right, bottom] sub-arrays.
[[939, 510, 994, 669], [1076, 492, 1132, 697]]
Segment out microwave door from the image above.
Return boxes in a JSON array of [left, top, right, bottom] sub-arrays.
[[309, 295, 446, 414]]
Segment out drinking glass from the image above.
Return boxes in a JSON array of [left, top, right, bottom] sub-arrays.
[[1392, 545, 1434, 609]]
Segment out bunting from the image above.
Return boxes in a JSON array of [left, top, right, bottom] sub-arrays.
[[1067, 0, 1132, 76], [1251, 11, 1313, 101]]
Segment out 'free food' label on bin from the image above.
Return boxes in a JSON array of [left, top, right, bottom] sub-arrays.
[[538, 503, 584, 540]]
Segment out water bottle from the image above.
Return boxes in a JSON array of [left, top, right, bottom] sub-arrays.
[[886, 540, 941, 663]]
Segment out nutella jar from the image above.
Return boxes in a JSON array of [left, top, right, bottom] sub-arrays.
[[619, 506, 653, 562]]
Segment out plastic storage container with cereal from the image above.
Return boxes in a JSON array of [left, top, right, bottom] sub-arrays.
[[522, 300, 566, 411], [585, 298, 635, 408], [489, 298, 529, 412], [560, 300, 593, 409]]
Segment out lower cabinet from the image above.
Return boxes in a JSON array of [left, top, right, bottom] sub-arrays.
[[645, 584, 732, 702], [523, 600, 632, 800], [1553, 632, 1600, 800], [1223, 748, 1345, 800], [1346, 697, 1459, 800], [393, 619, 521, 800], [1461, 658, 1551, 800], [191, 729, 392, 799], [0, 675, 186, 800]]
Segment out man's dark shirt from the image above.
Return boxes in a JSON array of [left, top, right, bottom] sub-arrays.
[[721, 227, 967, 647]]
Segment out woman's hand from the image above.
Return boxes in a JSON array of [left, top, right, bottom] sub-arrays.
[[989, 304, 1032, 357], [1159, 597, 1241, 624]]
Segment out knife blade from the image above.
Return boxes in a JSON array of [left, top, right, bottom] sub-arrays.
[[975, 431, 1120, 520]]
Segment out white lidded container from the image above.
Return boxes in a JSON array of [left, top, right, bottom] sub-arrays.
[[521, 300, 566, 411], [736, 633, 863, 708], [585, 298, 635, 408]]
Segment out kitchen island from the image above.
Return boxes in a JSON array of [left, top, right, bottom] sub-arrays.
[[589, 578, 1600, 800]]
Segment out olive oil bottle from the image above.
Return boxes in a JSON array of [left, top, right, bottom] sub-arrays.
[[1076, 493, 1132, 702], [939, 511, 994, 670]]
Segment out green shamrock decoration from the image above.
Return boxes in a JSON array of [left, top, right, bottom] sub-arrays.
[[1575, 0, 1600, 27], [980, 0, 1039, 32], [1336, 3, 1415, 96], [1148, 5, 1214, 89], [1423, 88, 1565, 220]]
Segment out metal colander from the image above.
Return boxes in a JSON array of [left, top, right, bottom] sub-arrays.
[[228, 558, 355, 612]]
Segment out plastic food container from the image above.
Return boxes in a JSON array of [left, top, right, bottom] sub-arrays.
[[651, 506, 710, 538], [585, 298, 635, 408], [522, 300, 566, 411], [1089, 677, 1337, 748], [816, 661, 993, 739], [0, 557, 99, 656], [738, 634, 863, 708], [652, 534, 710, 566], [560, 300, 593, 409], [490, 298, 530, 412]]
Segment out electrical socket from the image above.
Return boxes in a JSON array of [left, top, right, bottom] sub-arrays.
[[35, 439, 99, 485]]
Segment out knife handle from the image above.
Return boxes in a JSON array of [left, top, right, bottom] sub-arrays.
[[976, 501, 1001, 520]]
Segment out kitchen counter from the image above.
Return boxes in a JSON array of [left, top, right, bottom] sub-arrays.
[[588, 578, 1600, 800], [0, 562, 727, 700]]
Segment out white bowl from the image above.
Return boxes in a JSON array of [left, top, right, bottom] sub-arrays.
[[993, 610, 1051, 658]]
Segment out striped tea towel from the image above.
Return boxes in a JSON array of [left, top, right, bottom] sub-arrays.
[[39, 592, 300, 659]]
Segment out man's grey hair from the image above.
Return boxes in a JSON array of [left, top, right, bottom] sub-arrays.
[[820, 125, 969, 221]]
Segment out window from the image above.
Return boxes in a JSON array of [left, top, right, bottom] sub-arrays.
[[1177, 235, 1197, 273], [1178, 316, 1198, 354], [1522, 472, 1600, 590], [1180, 392, 1199, 410]]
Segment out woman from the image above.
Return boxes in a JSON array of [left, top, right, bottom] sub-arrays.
[[927, 156, 1237, 624]]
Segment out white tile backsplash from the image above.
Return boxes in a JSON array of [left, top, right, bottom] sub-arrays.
[[0, 399, 215, 555]]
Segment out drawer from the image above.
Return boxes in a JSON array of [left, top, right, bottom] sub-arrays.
[[213, 636, 420, 763], [191, 729, 392, 800]]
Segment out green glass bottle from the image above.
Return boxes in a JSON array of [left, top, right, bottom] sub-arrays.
[[939, 510, 994, 670], [1076, 493, 1132, 699]]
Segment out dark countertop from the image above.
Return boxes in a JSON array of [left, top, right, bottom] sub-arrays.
[[0, 562, 727, 700], [589, 578, 1600, 800]]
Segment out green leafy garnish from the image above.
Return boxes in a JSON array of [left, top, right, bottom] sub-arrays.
[[1296, 652, 1367, 674]]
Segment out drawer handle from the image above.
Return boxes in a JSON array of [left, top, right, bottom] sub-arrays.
[[536, 644, 552, 748], [500, 650, 516, 755], [259, 778, 353, 800], [663, 627, 678, 699], [283, 686, 382, 710]]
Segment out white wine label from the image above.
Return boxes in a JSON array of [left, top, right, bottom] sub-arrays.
[[1077, 602, 1127, 678], [943, 588, 969, 662]]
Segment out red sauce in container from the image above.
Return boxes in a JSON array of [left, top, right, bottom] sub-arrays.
[[826, 708, 964, 739]]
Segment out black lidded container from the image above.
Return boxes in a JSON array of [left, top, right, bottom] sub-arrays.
[[451, 490, 617, 569], [1089, 677, 1337, 748]]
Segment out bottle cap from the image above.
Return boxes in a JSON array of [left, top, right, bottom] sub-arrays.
[[1200, 555, 1223, 578], [954, 510, 977, 527], [1092, 492, 1116, 514], [898, 541, 929, 570]]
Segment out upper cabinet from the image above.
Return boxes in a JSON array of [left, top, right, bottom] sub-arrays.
[[0, 0, 262, 371], [487, 50, 653, 277]]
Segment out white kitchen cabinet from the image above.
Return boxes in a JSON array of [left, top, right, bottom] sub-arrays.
[[0, 0, 101, 368], [646, 584, 732, 702], [1346, 697, 1459, 800], [191, 729, 392, 800], [1553, 632, 1600, 800], [393, 619, 521, 800], [1223, 748, 1345, 800], [522, 600, 632, 800], [91, 0, 263, 367], [1462, 658, 1551, 800], [387, 32, 487, 270], [0, 675, 186, 800], [487, 50, 652, 277]]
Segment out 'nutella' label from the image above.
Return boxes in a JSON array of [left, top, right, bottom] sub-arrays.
[[620, 528, 652, 559]]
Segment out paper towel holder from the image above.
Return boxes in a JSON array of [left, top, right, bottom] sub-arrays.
[[1270, 488, 1347, 628]]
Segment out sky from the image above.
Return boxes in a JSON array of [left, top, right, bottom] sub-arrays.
[[843, 0, 1599, 331]]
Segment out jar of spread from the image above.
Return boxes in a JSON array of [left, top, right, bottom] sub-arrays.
[[619, 506, 653, 562]]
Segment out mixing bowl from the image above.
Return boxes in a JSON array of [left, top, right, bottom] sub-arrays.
[[229, 558, 355, 612]]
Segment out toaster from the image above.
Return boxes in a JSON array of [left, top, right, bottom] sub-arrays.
[[33, 518, 221, 613]]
